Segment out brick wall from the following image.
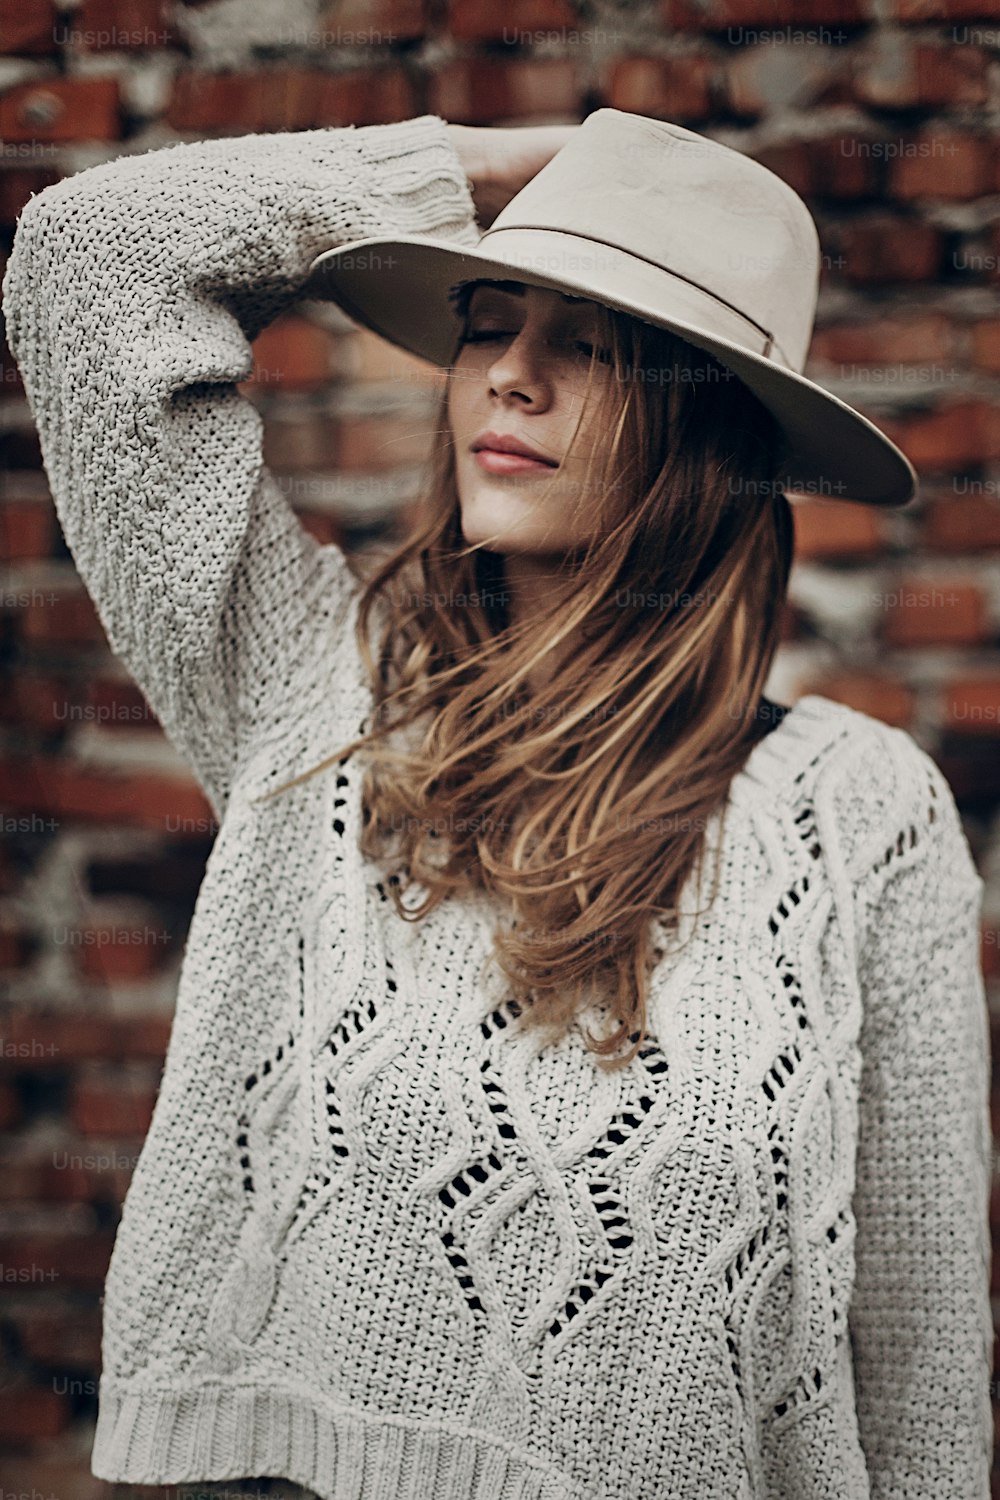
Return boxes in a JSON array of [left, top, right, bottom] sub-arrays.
[[1, 0, 999, 1493]]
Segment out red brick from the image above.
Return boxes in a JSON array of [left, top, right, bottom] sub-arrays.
[[166, 67, 416, 134], [779, 599, 806, 642], [70, 1077, 157, 1136], [317, 0, 426, 43], [985, 928, 1000, 981], [662, 0, 866, 28], [0, 0, 59, 55], [0, 1079, 23, 1130], [983, 403, 1000, 461], [0, 77, 122, 143], [315, 68, 417, 127], [15, 1305, 102, 1366], [944, 678, 1000, 736], [0, 165, 60, 228], [0, 757, 213, 831], [839, 216, 941, 281], [810, 313, 954, 366], [889, 131, 995, 200], [0, 1384, 71, 1442], [448, 0, 577, 43], [81, 675, 161, 733], [0, 1230, 114, 1288], [262, 409, 434, 472], [970, 319, 1000, 374], [0, 1460, 104, 1500], [804, 133, 881, 200], [166, 68, 324, 133], [852, 40, 990, 109], [791, 497, 887, 559], [243, 316, 338, 392], [428, 56, 581, 124], [4, 1011, 172, 1063], [881, 578, 989, 646], [891, 0, 1000, 21], [605, 55, 714, 121], [751, 140, 815, 198], [66, 919, 173, 984], [798, 672, 916, 728], [0, 922, 34, 968], [345, 328, 444, 388], [0, 498, 53, 561], [0, 672, 77, 733], [923, 491, 1000, 551], [261, 411, 337, 471], [890, 399, 998, 470], [69, 0, 177, 50], [13, 580, 105, 647]]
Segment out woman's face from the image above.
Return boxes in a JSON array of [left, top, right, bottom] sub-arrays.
[[447, 280, 618, 556]]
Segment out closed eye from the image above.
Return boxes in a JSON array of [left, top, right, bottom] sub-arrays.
[[460, 329, 514, 343], [574, 340, 613, 365], [460, 329, 612, 364]]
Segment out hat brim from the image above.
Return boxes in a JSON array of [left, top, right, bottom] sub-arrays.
[[302, 235, 918, 509]]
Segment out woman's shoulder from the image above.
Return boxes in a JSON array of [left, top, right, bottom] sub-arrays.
[[793, 694, 972, 890]]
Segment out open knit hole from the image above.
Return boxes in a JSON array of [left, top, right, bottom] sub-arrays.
[[870, 771, 939, 878], [761, 1043, 802, 1105], [772, 1365, 824, 1422], [776, 951, 810, 1033], [236, 934, 304, 1196], [331, 770, 350, 837], [769, 1121, 790, 1211], [717, 796, 822, 1411], [767, 877, 811, 934], [548, 1044, 667, 1339], [432, 1002, 672, 1339], [793, 803, 822, 861]]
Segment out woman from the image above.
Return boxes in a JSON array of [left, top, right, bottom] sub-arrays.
[[3, 108, 991, 1500]]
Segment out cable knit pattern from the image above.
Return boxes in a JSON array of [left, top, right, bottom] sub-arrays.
[[2, 115, 992, 1500]]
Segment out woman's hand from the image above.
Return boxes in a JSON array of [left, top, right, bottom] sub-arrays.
[[444, 122, 579, 228]]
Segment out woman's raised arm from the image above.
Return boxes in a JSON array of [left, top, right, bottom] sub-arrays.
[[2, 116, 483, 823]]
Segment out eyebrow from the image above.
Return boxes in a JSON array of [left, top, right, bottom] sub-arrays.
[[466, 280, 588, 305]]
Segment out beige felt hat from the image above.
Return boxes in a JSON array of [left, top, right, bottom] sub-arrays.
[[302, 108, 918, 508]]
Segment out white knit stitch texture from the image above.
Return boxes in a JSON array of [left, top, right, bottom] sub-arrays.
[[2, 114, 992, 1500]]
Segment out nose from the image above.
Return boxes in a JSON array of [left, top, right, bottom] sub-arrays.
[[486, 326, 554, 409]]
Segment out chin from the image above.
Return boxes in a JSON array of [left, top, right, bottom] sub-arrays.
[[460, 517, 565, 556], [458, 489, 566, 553]]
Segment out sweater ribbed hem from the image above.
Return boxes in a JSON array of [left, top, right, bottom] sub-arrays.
[[91, 1381, 582, 1500]]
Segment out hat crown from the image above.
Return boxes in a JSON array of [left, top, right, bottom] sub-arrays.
[[485, 109, 821, 374], [303, 107, 917, 505]]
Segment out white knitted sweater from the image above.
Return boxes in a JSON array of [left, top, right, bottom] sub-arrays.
[[3, 114, 993, 1500]]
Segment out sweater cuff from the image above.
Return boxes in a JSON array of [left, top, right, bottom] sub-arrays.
[[351, 114, 478, 239]]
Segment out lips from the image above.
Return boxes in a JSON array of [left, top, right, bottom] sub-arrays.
[[473, 449, 558, 476], [471, 431, 559, 467]]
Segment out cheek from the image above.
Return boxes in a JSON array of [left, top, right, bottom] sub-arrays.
[[445, 353, 480, 436], [565, 374, 616, 460]]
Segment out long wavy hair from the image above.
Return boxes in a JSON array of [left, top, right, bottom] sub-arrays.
[[255, 283, 794, 1071]]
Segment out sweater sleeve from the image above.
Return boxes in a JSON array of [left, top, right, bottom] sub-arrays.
[[0, 116, 479, 822], [847, 736, 993, 1498]]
